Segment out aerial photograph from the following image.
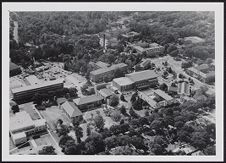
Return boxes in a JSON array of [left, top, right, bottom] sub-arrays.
[[9, 11, 216, 155]]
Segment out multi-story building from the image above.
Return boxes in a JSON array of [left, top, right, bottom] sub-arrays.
[[112, 77, 134, 92], [10, 111, 47, 145], [61, 101, 83, 119], [11, 79, 64, 102], [90, 63, 128, 83], [73, 95, 104, 112], [125, 70, 159, 90], [129, 42, 164, 57], [121, 31, 140, 42], [138, 89, 174, 109], [186, 67, 215, 83], [153, 89, 174, 107], [178, 82, 191, 96]]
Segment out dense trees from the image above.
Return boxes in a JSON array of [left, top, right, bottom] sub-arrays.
[[109, 95, 119, 107], [38, 146, 56, 155]]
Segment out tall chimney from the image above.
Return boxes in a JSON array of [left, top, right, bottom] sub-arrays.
[[103, 34, 106, 49]]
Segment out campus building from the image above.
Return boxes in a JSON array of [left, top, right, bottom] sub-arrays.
[[61, 101, 83, 119], [186, 67, 215, 83], [112, 77, 134, 92], [125, 70, 159, 90], [121, 31, 140, 42], [178, 82, 191, 96], [25, 75, 41, 85], [90, 63, 128, 83], [10, 111, 47, 145], [138, 89, 174, 109], [129, 42, 164, 57], [73, 95, 104, 112], [11, 79, 64, 102]]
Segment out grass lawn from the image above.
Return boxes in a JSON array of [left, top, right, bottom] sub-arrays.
[[39, 106, 71, 131]]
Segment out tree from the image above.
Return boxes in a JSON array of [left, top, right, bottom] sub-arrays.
[[38, 146, 56, 155], [85, 132, 105, 154], [150, 119, 163, 130], [11, 105, 19, 114], [59, 135, 74, 149], [64, 140, 81, 155], [181, 61, 192, 69], [120, 105, 127, 116], [203, 146, 216, 155], [114, 68, 124, 78], [159, 83, 168, 92], [191, 131, 210, 149], [167, 45, 178, 54], [109, 95, 119, 107], [205, 74, 215, 84], [120, 94, 127, 102], [74, 126, 83, 144], [110, 110, 122, 122], [151, 136, 168, 155], [129, 108, 140, 119], [94, 115, 105, 131], [177, 130, 191, 143]]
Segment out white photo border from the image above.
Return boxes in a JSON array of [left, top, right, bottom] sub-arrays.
[[2, 2, 224, 162]]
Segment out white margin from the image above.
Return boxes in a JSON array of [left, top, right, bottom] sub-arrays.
[[2, 2, 224, 162]]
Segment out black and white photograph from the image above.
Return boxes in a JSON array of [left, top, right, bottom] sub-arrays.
[[2, 2, 224, 162]]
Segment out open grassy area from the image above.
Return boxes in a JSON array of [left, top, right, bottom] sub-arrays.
[[39, 106, 71, 131]]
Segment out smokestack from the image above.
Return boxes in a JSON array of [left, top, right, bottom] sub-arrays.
[[103, 34, 106, 49]]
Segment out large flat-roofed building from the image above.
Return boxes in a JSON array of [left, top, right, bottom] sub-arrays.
[[129, 42, 164, 57], [90, 63, 127, 83], [73, 95, 104, 112], [138, 91, 158, 109], [186, 67, 214, 83], [112, 77, 134, 92], [125, 70, 159, 90], [25, 75, 41, 85], [61, 101, 83, 119], [178, 82, 191, 96], [121, 31, 140, 42], [138, 89, 174, 109], [10, 111, 47, 145], [10, 62, 21, 77], [11, 79, 64, 102], [153, 89, 174, 107]]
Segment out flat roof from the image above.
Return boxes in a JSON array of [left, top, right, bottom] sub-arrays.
[[138, 91, 157, 108], [10, 111, 35, 133], [11, 79, 64, 94], [153, 89, 173, 101], [126, 70, 158, 82], [95, 61, 110, 68], [11, 132, 26, 140], [178, 82, 190, 95], [25, 75, 41, 85], [73, 95, 104, 106], [99, 88, 114, 98], [196, 64, 209, 71], [62, 101, 82, 118], [188, 67, 207, 78], [90, 63, 127, 76], [113, 77, 134, 86]]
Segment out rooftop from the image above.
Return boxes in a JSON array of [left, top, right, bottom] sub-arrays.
[[90, 63, 127, 76], [113, 77, 134, 86], [188, 67, 207, 78], [73, 95, 104, 106], [11, 79, 64, 94], [153, 89, 173, 101], [140, 58, 152, 67], [25, 75, 41, 85], [178, 82, 190, 95], [61, 101, 82, 118], [98, 88, 114, 98], [126, 70, 158, 82], [10, 111, 35, 133], [95, 61, 110, 69], [56, 97, 67, 105], [196, 64, 209, 71]]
